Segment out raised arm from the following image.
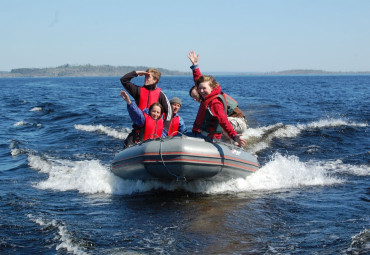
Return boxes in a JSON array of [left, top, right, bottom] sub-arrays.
[[187, 50, 199, 66], [120, 90, 145, 126], [136, 71, 150, 76], [120, 71, 140, 100], [187, 51, 202, 83], [120, 90, 132, 104]]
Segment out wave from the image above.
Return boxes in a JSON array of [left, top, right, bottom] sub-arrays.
[[317, 159, 370, 177], [73, 117, 367, 155], [13, 121, 29, 126], [27, 214, 88, 255], [74, 124, 130, 140], [185, 153, 345, 194], [23, 150, 365, 196], [242, 117, 368, 154], [30, 107, 43, 112], [10, 140, 24, 157], [12, 116, 368, 196], [307, 118, 367, 128], [13, 120, 42, 128], [346, 228, 370, 254], [27, 153, 159, 195]]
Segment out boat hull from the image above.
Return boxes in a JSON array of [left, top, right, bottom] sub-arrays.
[[111, 136, 259, 181]]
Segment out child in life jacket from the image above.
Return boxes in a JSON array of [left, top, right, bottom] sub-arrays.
[[187, 51, 248, 135], [191, 76, 247, 147], [120, 91, 165, 145], [162, 97, 187, 137]]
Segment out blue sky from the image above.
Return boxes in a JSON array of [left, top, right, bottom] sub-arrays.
[[1, 0, 370, 72]]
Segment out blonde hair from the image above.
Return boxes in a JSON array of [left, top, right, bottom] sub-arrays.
[[196, 75, 219, 89], [146, 68, 161, 82]]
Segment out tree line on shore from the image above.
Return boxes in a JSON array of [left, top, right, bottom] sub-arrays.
[[1, 64, 369, 78], [0, 64, 190, 77]]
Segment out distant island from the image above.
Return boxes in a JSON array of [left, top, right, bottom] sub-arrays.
[[0, 65, 369, 78], [0, 64, 190, 78], [264, 69, 370, 75], [210, 69, 370, 76]]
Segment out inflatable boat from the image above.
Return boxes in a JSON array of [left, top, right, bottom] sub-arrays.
[[111, 135, 259, 182]]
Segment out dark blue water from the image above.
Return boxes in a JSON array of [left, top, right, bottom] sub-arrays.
[[0, 75, 369, 254]]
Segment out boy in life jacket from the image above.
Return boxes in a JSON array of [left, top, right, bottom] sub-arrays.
[[192, 75, 247, 147], [120, 91, 164, 144], [120, 68, 172, 148], [162, 97, 187, 137], [187, 51, 248, 135]]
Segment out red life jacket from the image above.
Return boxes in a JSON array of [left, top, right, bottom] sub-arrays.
[[193, 93, 221, 134], [136, 113, 164, 142], [193, 90, 236, 135], [167, 116, 180, 136], [138, 87, 161, 110]]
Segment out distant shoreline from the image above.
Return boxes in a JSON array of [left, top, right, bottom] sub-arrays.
[[0, 64, 190, 78], [0, 64, 370, 78], [209, 70, 370, 76]]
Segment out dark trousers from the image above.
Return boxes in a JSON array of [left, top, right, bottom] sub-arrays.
[[123, 129, 137, 149]]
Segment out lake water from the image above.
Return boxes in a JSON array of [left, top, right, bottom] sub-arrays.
[[0, 75, 369, 254]]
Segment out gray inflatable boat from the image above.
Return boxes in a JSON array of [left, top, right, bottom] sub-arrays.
[[111, 135, 260, 182]]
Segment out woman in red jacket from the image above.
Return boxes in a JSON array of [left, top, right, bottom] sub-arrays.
[[192, 75, 247, 147], [188, 51, 248, 135]]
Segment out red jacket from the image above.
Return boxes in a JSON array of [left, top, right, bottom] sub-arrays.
[[192, 67, 202, 83], [192, 86, 237, 140]]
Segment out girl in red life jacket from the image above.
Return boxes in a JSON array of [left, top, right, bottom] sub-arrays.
[[192, 76, 247, 147], [188, 51, 248, 135], [120, 91, 164, 143]]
